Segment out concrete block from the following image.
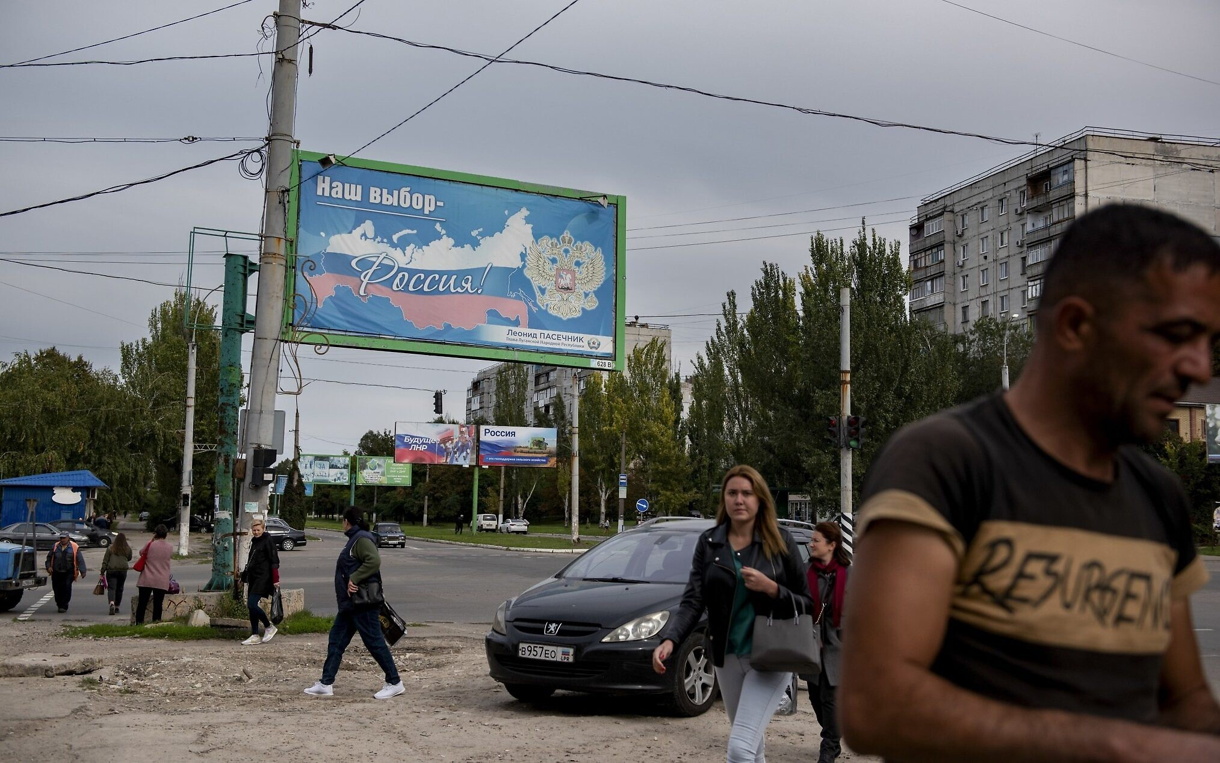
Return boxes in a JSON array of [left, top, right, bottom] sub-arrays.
[[128, 589, 305, 624], [187, 609, 211, 628], [0, 654, 103, 678]]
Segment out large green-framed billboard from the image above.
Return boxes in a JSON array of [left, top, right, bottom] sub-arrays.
[[286, 150, 626, 371]]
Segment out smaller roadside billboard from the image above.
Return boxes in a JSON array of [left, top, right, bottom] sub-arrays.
[[478, 426, 558, 468], [1207, 404, 1219, 464], [300, 454, 351, 485], [394, 423, 477, 466], [356, 456, 413, 486]]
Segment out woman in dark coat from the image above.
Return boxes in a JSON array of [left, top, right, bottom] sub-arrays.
[[240, 517, 280, 645]]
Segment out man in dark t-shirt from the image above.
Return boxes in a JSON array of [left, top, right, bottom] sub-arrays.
[[839, 204, 1220, 761]]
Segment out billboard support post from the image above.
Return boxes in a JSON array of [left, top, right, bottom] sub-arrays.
[[243, 0, 300, 569], [571, 372, 580, 545]]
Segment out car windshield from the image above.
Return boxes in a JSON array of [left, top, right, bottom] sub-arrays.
[[560, 530, 697, 584], [376, 524, 401, 532]]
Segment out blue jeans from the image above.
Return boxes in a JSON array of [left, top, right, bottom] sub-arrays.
[[716, 654, 792, 762], [248, 592, 270, 635], [320, 606, 400, 686]]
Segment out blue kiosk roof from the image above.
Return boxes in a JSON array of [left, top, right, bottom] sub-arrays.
[[0, 470, 108, 488]]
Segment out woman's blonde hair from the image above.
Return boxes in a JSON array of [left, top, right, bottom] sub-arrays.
[[715, 464, 787, 560], [251, 518, 265, 529]]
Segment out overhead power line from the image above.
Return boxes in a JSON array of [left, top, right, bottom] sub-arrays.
[[936, 0, 1220, 88], [0, 136, 263, 144], [0, 145, 263, 219], [7, 0, 256, 66]]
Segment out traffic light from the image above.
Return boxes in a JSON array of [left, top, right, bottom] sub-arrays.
[[845, 415, 865, 450], [433, 390, 443, 415], [826, 416, 841, 448], [249, 446, 277, 486]]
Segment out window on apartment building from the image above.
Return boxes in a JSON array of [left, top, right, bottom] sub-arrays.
[[909, 274, 945, 301], [981, 299, 990, 318], [997, 197, 1007, 215], [999, 261, 1009, 280], [1051, 162, 1074, 187], [961, 273, 969, 292], [980, 236, 989, 254], [958, 243, 968, 262], [1028, 279, 1043, 300], [1022, 288, 1028, 307], [962, 305, 970, 324], [1027, 242, 1051, 265], [998, 229, 1009, 248], [910, 245, 945, 270], [999, 294, 1009, 313], [957, 212, 968, 231], [1051, 199, 1073, 223], [981, 267, 990, 286], [1018, 188, 1027, 207], [979, 205, 990, 224], [924, 217, 943, 235], [1020, 256, 1027, 275]]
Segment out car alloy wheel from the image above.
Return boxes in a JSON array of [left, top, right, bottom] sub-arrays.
[[664, 634, 717, 717], [280, 538, 295, 551], [98, 537, 111, 547]]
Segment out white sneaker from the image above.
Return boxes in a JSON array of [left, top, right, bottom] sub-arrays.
[[304, 682, 333, 696], [261, 625, 278, 643], [374, 681, 405, 700], [241, 635, 261, 646]]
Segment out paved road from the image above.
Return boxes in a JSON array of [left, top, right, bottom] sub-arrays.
[[14, 529, 574, 626]]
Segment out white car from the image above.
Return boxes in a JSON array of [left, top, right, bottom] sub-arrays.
[[476, 514, 499, 532], [498, 518, 530, 534]]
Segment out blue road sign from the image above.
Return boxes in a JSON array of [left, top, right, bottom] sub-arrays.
[[619, 473, 627, 489], [636, 498, 650, 513]]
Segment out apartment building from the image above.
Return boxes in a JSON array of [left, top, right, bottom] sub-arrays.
[[908, 128, 1220, 332], [465, 320, 672, 424]]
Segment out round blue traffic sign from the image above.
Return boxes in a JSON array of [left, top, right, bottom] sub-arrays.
[[636, 498, 650, 513]]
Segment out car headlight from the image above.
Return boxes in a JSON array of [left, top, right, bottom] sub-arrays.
[[601, 610, 670, 643], [492, 599, 510, 635]]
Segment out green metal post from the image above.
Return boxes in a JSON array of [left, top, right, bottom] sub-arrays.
[[204, 253, 257, 591]]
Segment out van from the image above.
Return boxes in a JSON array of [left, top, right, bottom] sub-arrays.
[[476, 514, 499, 532]]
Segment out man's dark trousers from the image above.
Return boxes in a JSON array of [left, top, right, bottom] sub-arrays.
[[51, 571, 74, 610]]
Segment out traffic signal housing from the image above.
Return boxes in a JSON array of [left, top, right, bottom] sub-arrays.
[[433, 390, 443, 415], [826, 416, 841, 448], [845, 415, 865, 450]]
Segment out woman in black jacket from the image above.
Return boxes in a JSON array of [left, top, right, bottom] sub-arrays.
[[240, 517, 280, 645], [652, 465, 813, 762]]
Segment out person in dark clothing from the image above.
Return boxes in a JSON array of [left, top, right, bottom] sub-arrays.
[[239, 518, 280, 645], [805, 521, 851, 763], [100, 532, 132, 615], [454, 513, 465, 534], [44, 532, 87, 613], [304, 506, 404, 700], [653, 465, 813, 762], [92, 514, 110, 531]]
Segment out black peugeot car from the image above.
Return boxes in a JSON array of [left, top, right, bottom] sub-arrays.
[[485, 518, 719, 716]]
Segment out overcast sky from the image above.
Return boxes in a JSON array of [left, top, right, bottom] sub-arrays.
[[2, 0, 1218, 457]]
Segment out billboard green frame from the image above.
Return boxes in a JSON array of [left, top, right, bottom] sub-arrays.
[[285, 150, 626, 371]]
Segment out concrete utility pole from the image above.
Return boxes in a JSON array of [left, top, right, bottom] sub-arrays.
[[839, 287, 853, 523], [241, 0, 300, 563], [570, 370, 580, 544], [177, 340, 197, 555]]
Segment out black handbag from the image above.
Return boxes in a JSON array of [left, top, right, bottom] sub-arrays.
[[350, 578, 384, 608], [379, 599, 407, 646], [270, 588, 284, 624], [750, 593, 823, 674]]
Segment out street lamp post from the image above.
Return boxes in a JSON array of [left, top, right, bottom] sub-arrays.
[[1001, 312, 1020, 390]]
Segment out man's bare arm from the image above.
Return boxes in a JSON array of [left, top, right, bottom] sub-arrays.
[[838, 520, 1220, 763], [1157, 598, 1220, 734]]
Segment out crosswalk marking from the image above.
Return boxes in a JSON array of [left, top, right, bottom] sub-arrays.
[[16, 591, 54, 622]]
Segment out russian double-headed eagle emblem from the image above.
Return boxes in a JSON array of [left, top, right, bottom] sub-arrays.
[[524, 231, 607, 319]]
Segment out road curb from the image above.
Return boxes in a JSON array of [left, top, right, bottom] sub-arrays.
[[410, 536, 588, 554]]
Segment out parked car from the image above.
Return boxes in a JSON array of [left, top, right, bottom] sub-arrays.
[[50, 520, 113, 548], [166, 514, 215, 534], [485, 518, 717, 716], [138, 511, 150, 522], [498, 518, 529, 534], [373, 522, 406, 548], [0, 522, 88, 550], [263, 517, 307, 551], [476, 514, 499, 532]]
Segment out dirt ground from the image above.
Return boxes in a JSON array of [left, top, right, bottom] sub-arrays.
[[0, 617, 878, 762]]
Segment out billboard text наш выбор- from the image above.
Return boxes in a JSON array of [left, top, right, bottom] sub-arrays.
[[356, 456, 413, 486], [395, 423, 477, 466], [478, 425, 558, 468], [288, 152, 625, 372], [300, 454, 351, 485]]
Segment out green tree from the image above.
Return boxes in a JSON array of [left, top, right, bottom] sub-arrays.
[[119, 290, 221, 522], [954, 315, 1033, 403], [624, 339, 694, 516]]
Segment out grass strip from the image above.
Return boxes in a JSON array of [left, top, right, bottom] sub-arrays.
[[62, 610, 334, 641]]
